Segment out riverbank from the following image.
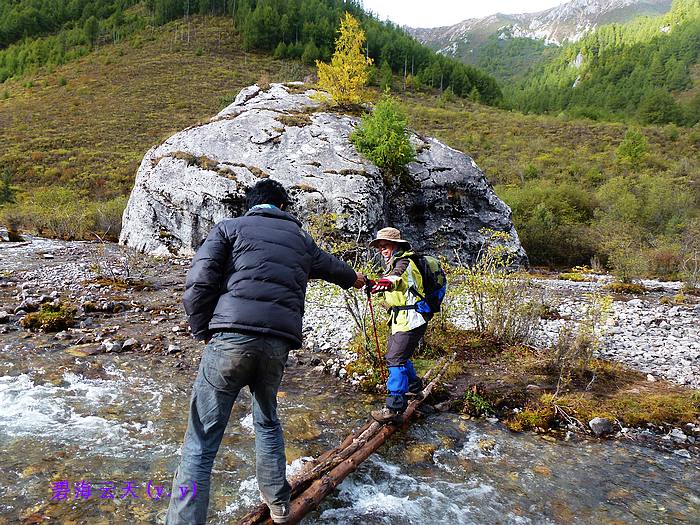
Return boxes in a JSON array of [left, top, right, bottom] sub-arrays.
[[1, 237, 698, 453]]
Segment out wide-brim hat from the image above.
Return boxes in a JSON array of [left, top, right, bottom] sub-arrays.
[[369, 227, 411, 249]]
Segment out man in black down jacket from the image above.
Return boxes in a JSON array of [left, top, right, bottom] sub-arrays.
[[166, 179, 363, 525]]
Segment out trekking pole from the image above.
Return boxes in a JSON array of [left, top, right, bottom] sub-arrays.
[[365, 280, 387, 384]]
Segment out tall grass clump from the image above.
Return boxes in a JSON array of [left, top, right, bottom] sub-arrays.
[[0, 188, 126, 240], [454, 229, 543, 345]]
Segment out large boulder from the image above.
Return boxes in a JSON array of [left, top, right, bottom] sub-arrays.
[[119, 83, 526, 264]]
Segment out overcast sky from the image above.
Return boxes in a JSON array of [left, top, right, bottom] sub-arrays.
[[360, 0, 567, 28]]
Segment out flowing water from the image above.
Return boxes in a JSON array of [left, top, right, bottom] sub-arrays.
[[1, 340, 698, 524]]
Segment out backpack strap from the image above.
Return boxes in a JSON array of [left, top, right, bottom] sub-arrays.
[[408, 284, 425, 301]]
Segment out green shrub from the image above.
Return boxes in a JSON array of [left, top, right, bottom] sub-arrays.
[[602, 234, 648, 284], [462, 388, 494, 417], [593, 173, 693, 281], [87, 195, 128, 241], [456, 229, 543, 345], [438, 86, 455, 107], [498, 180, 595, 267], [350, 93, 416, 179], [25, 187, 89, 239], [301, 41, 320, 65], [0, 168, 16, 204], [3, 188, 127, 241], [616, 127, 648, 169], [273, 41, 287, 59], [522, 163, 539, 180], [58, 76, 67, 86]]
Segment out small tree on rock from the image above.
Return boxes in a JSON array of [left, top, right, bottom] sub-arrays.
[[350, 93, 415, 179], [316, 13, 372, 106]]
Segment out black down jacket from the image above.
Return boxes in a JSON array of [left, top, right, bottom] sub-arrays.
[[183, 206, 357, 347]]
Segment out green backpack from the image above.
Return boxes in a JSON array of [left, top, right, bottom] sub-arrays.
[[408, 254, 447, 314]]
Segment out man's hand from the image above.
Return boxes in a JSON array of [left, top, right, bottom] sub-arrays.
[[353, 272, 366, 289], [371, 277, 392, 293]]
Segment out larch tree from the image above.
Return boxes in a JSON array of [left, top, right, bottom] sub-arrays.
[[316, 12, 372, 106]]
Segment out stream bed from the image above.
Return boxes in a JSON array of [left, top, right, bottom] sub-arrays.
[[1, 342, 698, 525]]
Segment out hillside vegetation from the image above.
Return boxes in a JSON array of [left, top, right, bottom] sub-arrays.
[[508, 0, 700, 126], [0, 14, 698, 285], [0, 0, 502, 104]]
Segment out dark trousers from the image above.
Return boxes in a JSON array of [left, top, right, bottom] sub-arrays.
[[385, 324, 427, 411]]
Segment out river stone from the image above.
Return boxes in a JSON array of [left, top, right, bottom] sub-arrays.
[[120, 82, 526, 264], [122, 338, 139, 351], [478, 438, 497, 453], [65, 344, 103, 357], [102, 340, 122, 353], [668, 428, 688, 443], [589, 417, 614, 437], [405, 443, 437, 464]]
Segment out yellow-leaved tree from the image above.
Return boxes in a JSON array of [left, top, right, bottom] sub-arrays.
[[316, 13, 372, 106]]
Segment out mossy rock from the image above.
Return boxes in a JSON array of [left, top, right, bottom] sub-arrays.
[[504, 405, 554, 432], [20, 303, 76, 332], [559, 272, 590, 282], [604, 282, 647, 295]]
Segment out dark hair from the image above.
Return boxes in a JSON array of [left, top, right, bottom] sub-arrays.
[[245, 179, 289, 209]]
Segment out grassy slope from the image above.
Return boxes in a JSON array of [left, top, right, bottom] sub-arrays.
[[0, 15, 696, 203], [0, 16, 309, 200], [400, 91, 697, 188]]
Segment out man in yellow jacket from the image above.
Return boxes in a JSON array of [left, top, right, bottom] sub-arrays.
[[368, 227, 431, 424]]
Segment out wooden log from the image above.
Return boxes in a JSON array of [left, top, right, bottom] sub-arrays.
[[235, 354, 454, 525], [277, 355, 454, 524]]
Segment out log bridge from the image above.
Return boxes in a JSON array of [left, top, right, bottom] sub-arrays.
[[236, 353, 456, 525]]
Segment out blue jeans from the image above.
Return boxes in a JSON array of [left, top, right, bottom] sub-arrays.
[[165, 331, 292, 525]]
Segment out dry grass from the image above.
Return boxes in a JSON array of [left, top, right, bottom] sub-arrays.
[[446, 333, 700, 432]]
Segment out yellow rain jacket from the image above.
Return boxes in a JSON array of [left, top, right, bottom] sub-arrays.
[[380, 249, 428, 334]]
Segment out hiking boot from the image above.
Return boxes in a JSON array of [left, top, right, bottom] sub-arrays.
[[371, 407, 403, 424], [406, 378, 424, 399], [260, 493, 290, 524], [268, 502, 290, 524]]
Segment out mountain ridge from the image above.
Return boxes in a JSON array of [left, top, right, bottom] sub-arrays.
[[408, 0, 674, 65]]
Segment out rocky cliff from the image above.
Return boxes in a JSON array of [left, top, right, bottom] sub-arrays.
[[119, 83, 526, 264]]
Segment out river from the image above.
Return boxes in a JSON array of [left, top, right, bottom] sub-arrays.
[[1, 340, 698, 525]]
